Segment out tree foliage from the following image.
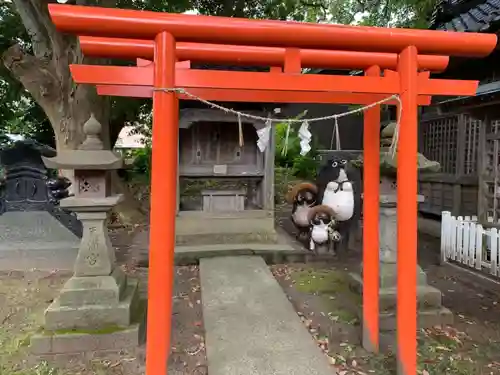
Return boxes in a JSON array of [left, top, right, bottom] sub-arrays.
[[0, 3, 30, 134], [0, 0, 439, 147]]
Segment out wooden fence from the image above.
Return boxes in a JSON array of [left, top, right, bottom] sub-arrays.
[[441, 211, 500, 277]]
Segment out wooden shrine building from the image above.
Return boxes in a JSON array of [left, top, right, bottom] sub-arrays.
[[176, 75, 277, 246], [419, 0, 500, 222]]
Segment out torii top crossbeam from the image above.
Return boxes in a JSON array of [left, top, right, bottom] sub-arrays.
[[46, 4, 496, 375], [50, 4, 496, 56]]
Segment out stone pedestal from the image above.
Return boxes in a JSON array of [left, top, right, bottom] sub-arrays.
[[0, 140, 81, 271], [42, 196, 140, 332], [30, 115, 143, 356], [350, 180, 452, 352]]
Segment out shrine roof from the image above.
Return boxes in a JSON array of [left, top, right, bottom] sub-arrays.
[[429, 0, 500, 32], [429, 78, 500, 107]]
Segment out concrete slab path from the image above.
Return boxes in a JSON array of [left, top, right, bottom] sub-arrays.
[[200, 256, 336, 375]]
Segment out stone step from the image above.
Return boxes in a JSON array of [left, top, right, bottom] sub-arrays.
[[134, 228, 309, 266], [200, 256, 334, 375], [174, 243, 307, 265], [379, 307, 454, 351], [350, 275, 444, 311], [176, 231, 278, 246], [131, 222, 312, 267], [176, 210, 275, 236], [379, 306, 453, 331], [379, 285, 444, 311]]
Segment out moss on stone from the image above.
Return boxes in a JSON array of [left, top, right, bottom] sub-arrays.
[[44, 325, 127, 336], [17, 335, 31, 348]]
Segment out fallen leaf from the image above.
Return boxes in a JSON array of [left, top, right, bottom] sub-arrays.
[[186, 345, 203, 356], [435, 346, 451, 351]]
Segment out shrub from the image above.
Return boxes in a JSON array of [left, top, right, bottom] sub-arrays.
[[128, 146, 152, 182]]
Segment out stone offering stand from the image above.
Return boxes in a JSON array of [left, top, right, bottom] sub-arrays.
[[30, 115, 144, 356]]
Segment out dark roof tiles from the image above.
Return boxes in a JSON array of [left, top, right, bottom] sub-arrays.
[[431, 0, 500, 31]]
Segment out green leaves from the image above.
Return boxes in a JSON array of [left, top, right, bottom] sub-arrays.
[[0, 3, 30, 131]]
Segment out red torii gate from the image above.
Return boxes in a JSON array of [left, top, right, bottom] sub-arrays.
[[47, 4, 496, 375]]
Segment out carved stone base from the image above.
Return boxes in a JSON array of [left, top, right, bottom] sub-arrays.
[[30, 323, 144, 355], [43, 267, 139, 331], [350, 261, 453, 352], [349, 188, 452, 352], [58, 267, 127, 307]]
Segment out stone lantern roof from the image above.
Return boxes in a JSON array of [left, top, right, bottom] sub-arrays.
[[42, 114, 123, 170]]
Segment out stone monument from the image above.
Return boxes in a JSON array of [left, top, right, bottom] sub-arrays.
[[350, 122, 451, 352], [0, 139, 81, 271], [30, 115, 142, 355]]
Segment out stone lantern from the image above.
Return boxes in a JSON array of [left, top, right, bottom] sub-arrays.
[[350, 122, 451, 352], [30, 115, 141, 355]]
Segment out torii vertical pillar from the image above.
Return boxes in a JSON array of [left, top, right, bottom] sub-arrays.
[[397, 45, 418, 375], [362, 65, 381, 353], [146, 31, 179, 375]]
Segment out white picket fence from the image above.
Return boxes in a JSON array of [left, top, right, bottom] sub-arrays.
[[441, 211, 500, 277]]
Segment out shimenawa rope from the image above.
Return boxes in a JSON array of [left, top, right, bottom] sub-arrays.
[[153, 87, 402, 157]]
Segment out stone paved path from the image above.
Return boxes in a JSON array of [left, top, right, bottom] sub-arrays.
[[200, 256, 336, 375]]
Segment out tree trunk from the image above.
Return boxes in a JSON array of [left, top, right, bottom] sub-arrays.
[[112, 172, 148, 224], [2, 0, 146, 226]]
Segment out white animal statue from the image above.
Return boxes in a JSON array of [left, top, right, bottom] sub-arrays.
[[307, 205, 341, 254], [315, 155, 362, 253], [321, 180, 354, 221]]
